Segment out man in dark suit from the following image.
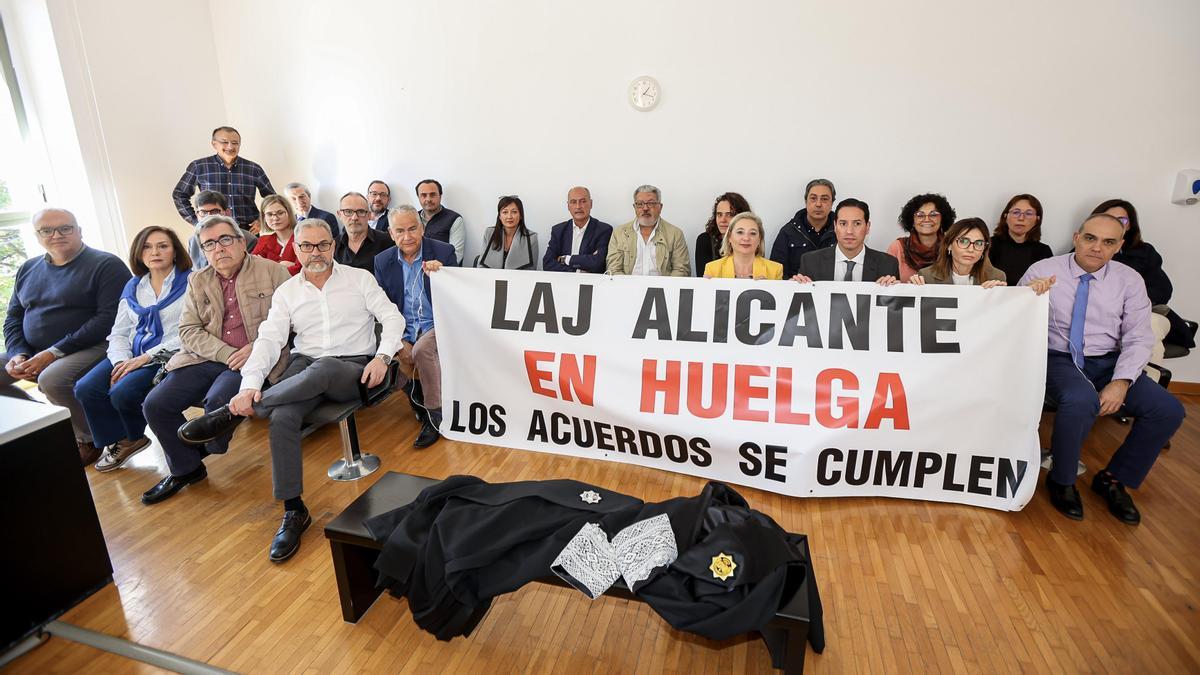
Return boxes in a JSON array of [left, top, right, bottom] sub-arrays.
[[543, 186, 613, 273], [795, 198, 901, 284], [284, 182, 341, 238], [367, 179, 391, 231], [374, 204, 459, 448]]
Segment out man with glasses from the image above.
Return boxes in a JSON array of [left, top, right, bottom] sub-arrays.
[[185, 190, 257, 269], [415, 179, 466, 264], [374, 204, 458, 448], [172, 126, 276, 234], [605, 184, 690, 276], [367, 180, 392, 231], [333, 192, 394, 272], [1022, 214, 1185, 526], [770, 178, 839, 279], [2, 208, 131, 465], [178, 219, 405, 563], [139, 215, 291, 505], [793, 198, 900, 283], [283, 182, 340, 238]]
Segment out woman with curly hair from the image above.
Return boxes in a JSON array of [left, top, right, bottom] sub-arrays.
[[886, 193, 955, 281], [695, 192, 751, 276]]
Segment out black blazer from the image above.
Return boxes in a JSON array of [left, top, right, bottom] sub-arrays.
[[542, 218, 613, 272], [306, 205, 342, 239], [798, 246, 900, 282]]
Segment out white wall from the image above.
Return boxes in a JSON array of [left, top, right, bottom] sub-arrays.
[[24, 0, 1200, 380]]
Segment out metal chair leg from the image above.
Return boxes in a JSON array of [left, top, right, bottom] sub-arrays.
[[327, 414, 380, 481]]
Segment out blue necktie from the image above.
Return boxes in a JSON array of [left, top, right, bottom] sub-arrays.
[[1068, 273, 1094, 368]]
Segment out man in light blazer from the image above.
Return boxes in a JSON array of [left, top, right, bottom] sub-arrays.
[[605, 184, 691, 276], [795, 198, 900, 284], [544, 186, 613, 273]]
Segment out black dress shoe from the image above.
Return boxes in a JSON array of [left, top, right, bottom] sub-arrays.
[[414, 420, 441, 449], [141, 465, 208, 505], [1091, 471, 1141, 525], [178, 405, 245, 446], [1045, 475, 1083, 521], [269, 508, 312, 563]]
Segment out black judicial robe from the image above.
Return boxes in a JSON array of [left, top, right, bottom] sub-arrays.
[[364, 476, 825, 663]]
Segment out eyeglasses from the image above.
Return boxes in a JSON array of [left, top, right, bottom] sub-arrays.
[[954, 237, 988, 251], [1114, 216, 1130, 226], [35, 225, 77, 238], [263, 209, 289, 219], [199, 234, 240, 251], [196, 207, 224, 217], [915, 211, 941, 221], [1008, 209, 1037, 220], [367, 191, 389, 199], [339, 208, 369, 218], [297, 241, 334, 252], [634, 201, 661, 208]]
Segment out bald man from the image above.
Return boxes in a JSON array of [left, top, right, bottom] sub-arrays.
[[543, 186, 613, 273]]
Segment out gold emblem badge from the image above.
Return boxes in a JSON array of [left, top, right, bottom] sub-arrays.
[[709, 552, 737, 581]]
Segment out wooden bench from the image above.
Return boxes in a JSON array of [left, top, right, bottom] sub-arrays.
[[325, 471, 820, 673], [298, 362, 400, 481]]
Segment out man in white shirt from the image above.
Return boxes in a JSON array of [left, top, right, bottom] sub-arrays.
[[605, 184, 691, 276], [794, 198, 901, 284], [543, 186, 613, 272], [179, 218, 405, 563]]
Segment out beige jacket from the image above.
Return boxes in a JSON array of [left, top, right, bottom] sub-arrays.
[[605, 218, 692, 277], [166, 253, 291, 380]]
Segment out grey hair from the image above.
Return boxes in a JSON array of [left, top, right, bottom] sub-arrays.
[[31, 207, 78, 226], [804, 178, 836, 200], [284, 182, 311, 197], [720, 211, 766, 258], [388, 203, 421, 225], [195, 215, 244, 240], [633, 184, 661, 202], [568, 186, 591, 199], [295, 217, 332, 238], [1079, 213, 1123, 233], [339, 191, 367, 204]]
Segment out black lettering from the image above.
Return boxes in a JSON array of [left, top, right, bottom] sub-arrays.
[[614, 425, 638, 454], [572, 416, 594, 447], [876, 296, 916, 353], [562, 285, 593, 336], [527, 410, 547, 442], [734, 290, 775, 345], [942, 453, 966, 492], [739, 442, 763, 476], [689, 437, 712, 467], [829, 293, 871, 350], [764, 444, 787, 483], [779, 292, 822, 348], [468, 403, 487, 434], [449, 400, 466, 432], [816, 447, 842, 485], [488, 405, 506, 436], [675, 289, 706, 342], [844, 449, 872, 486], [664, 435, 688, 463], [490, 280, 520, 330], [913, 451, 942, 488], [996, 459, 1029, 499], [920, 296, 960, 353], [520, 282, 559, 334], [549, 412, 571, 446], [595, 422, 614, 451], [632, 288, 671, 340], [967, 455, 994, 496], [872, 450, 911, 487], [712, 290, 730, 343], [638, 430, 663, 458]]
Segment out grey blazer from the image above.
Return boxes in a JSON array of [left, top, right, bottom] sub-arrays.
[[475, 227, 541, 270], [798, 246, 900, 282]]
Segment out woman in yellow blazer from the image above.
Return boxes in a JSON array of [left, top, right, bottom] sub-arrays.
[[702, 212, 783, 280]]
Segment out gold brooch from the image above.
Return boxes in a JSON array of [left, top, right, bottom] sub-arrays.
[[709, 552, 737, 581]]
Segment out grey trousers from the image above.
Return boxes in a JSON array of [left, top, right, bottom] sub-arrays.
[[0, 344, 108, 443], [253, 354, 370, 500]]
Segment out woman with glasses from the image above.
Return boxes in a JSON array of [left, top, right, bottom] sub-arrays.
[[702, 212, 782, 280], [988, 193, 1053, 284], [695, 192, 751, 277], [910, 218, 1006, 287], [887, 193, 956, 282], [475, 195, 540, 270], [251, 195, 301, 275], [73, 226, 192, 471]]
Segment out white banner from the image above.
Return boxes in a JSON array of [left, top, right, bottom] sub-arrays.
[[432, 268, 1048, 511]]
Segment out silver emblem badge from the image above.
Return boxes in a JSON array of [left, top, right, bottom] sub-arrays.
[[580, 490, 602, 504]]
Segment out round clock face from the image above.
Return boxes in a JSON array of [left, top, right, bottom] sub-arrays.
[[630, 76, 661, 111]]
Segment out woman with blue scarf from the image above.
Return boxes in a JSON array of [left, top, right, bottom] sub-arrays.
[[75, 226, 192, 472]]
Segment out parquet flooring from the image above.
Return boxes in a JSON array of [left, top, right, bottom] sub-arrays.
[[5, 393, 1199, 674]]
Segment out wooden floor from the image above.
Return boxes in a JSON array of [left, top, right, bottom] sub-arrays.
[[6, 393, 1199, 674]]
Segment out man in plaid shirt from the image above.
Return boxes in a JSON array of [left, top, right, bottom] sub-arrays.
[[173, 126, 275, 234]]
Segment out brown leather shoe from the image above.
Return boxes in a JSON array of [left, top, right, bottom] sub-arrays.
[[78, 441, 101, 467]]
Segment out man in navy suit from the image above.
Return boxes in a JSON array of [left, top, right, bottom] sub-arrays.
[[543, 186, 613, 273], [285, 182, 341, 238], [795, 198, 901, 285], [374, 204, 459, 448]]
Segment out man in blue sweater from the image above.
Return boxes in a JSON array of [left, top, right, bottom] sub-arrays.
[[2, 208, 131, 465]]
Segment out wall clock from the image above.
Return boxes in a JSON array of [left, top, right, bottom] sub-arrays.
[[629, 76, 661, 112]]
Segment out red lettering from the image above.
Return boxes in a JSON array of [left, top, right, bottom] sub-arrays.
[[864, 372, 910, 430], [816, 368, 859, 428], [733, 365, 771, 422], [559, 354, 596, 406], [640, 359, 681, 414], [686, 362, 727, 418], [524, 350, 556, 398], [774, 367, 811, 425]]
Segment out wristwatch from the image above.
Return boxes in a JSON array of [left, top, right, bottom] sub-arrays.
[[375, 353, 393, 365]]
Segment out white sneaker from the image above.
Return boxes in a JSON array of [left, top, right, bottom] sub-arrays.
[[94, 437, 151, 472]]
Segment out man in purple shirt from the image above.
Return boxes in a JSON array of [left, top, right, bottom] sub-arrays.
[[1021, 214, 1185, 525]]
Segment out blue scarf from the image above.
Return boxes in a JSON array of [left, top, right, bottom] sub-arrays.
[[121, 268, 191, 356]]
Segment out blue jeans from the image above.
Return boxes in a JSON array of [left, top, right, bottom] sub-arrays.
[[1045, 350, 1185, 488], [74, 357, 159, 448], [142, 361, 243, 477]]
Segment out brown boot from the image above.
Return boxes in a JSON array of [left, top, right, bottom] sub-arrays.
[[78, 441, 101, 466]]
